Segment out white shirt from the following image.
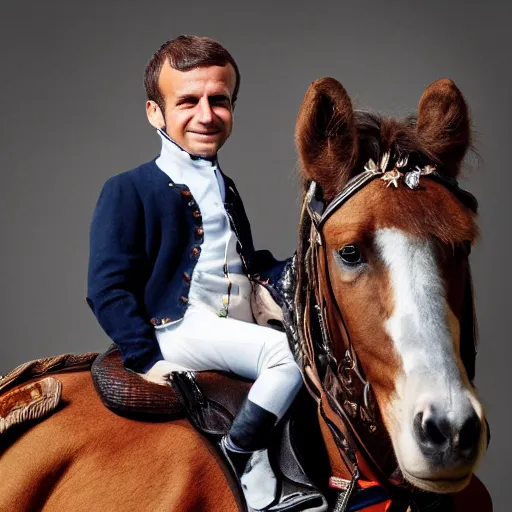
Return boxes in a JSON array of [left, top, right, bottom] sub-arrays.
[[154, 129, 253, 320]]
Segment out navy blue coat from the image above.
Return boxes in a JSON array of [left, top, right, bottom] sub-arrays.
[[86, 158, 285, 373]]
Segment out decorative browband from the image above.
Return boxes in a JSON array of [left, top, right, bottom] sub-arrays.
[[307, 151, 478, 235]]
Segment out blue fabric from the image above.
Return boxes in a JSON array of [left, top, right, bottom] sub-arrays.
[[348, 485, 390, 511], [86, 158, 284, 373]]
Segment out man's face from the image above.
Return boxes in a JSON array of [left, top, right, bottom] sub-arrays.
[[154, 61, 236, 158]]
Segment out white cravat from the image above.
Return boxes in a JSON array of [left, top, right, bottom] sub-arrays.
[[154, 129, 252, 320]]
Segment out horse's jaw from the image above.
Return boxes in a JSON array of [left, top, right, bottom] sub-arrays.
[[400, 468, 473, 494]]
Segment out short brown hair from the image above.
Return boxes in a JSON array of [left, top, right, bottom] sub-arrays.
[[144, 35, 241, 111]]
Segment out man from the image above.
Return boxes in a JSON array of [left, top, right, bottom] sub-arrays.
[[86, 35, 306, 511]]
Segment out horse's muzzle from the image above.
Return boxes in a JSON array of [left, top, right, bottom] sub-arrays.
[[413, 403, 482, 466]]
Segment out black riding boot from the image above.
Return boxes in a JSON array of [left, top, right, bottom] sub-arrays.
[[220, 397, 328, 512], [220, 397, 278, 511]]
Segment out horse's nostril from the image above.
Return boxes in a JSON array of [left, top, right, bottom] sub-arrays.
[[459, 413, 481, 452], [414, 406, 482, 459], [424, 416, 450, 446], [414, 410, 450, 450]]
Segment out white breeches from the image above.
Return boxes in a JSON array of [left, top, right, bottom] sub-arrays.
[[155, 303, 303, 419]]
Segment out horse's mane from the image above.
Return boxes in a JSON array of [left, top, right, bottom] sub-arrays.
[[353, 110, 432, 167]]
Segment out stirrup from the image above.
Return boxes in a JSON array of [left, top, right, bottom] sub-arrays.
[[219, 436, 328, 512]]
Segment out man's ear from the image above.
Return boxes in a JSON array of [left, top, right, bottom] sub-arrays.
[[146, 100, 165, 129]]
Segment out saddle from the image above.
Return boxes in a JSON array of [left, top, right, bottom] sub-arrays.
[[90, 342, 250, 427], [90, 343, 329, 511]]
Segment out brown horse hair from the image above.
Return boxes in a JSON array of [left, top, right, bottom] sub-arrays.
[[299, 108, 480, 208]]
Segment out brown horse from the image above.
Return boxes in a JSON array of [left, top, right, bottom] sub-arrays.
[[0, 77, 492, 512]]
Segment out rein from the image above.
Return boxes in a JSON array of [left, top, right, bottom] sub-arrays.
[[287, 152, 479, 511]]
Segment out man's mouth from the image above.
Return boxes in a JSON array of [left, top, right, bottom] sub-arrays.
[[190, 131, 221, 137]]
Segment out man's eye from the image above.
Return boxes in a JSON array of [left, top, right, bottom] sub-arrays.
[[211, 97, 231, 108], [178, 99, 198, 107]]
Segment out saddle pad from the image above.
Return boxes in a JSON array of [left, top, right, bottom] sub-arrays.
[[0, 377, 62, 435], [0, 351, 98, 395]]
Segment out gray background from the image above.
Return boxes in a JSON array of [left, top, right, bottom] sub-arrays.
[[1, 0, 509, 509]]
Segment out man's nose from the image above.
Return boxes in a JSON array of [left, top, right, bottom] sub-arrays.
[[197, 98, 214, 124]]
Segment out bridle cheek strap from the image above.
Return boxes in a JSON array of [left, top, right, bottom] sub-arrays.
[[294, 152, 480, 509], [298, 221, 392, 506]]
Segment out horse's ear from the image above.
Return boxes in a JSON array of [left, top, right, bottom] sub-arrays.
[[295, 77, 358, 201], [416, 78, 470, 178]]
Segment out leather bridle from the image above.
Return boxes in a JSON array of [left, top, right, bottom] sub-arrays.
[[284, 152, 479, 510]]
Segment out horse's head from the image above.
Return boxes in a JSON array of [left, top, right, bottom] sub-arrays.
[[295, 77, 487, 494]]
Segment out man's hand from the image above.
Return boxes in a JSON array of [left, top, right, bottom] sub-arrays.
[[136, 360, 185, 386], [251, 282, 284, 328]]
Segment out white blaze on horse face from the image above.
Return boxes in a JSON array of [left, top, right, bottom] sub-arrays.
[[375, 228, 483, 486], [376, 228, 454, 377]]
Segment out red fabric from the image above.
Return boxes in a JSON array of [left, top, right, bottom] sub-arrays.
[[330, 474, 493, 511], [329, 478, 392, 511]]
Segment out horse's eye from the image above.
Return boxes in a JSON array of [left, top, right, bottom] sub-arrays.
[[338, 245, 363, 265]]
